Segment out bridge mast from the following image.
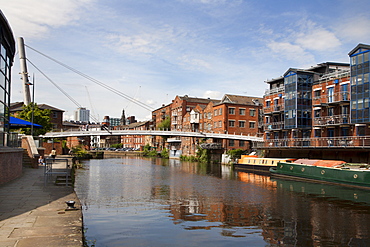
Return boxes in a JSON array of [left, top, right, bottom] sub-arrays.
[[18, 37, 32, 105]]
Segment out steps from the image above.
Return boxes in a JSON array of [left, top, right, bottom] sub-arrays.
[[55, 175, 73, 186], [22, 149, 33, 167]]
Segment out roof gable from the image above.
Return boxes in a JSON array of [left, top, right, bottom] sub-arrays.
[[219, 94, 262, 106], [349, 43, 370, 56]]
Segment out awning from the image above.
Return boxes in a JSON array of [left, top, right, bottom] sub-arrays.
[[9, 117, 43, 129]]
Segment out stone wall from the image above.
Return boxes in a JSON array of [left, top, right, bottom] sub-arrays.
[[0, 148, 23, 185]]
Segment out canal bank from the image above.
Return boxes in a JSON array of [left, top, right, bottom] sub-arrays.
[[0, 155, 83, 247]]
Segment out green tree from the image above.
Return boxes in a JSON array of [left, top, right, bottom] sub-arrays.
[[16, 103, 52, 136], [157, 116, 171, 144], [227, 149, 246, 161], [157, 116, 171, 130]]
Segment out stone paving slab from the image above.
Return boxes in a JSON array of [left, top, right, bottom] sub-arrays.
[[0, 156, 83, 247]]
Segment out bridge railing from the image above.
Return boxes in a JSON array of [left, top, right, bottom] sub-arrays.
[[42, 129, 264, 141], [256, 136, 370, 148]]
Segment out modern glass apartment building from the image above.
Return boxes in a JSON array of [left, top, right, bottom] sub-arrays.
[[284, 69, 313, 130], [349, 44, 370, 124], [0, 10, 16, 146]]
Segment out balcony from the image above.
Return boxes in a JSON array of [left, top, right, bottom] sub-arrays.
[[264, 121, 284, 130], [313, 114, 350, 126], [257, 136, 370, 149], [264, 86, 284, 96], [327, 92, 350, 104], [263, 105, 272, 113], [273, 104, 284, 112]]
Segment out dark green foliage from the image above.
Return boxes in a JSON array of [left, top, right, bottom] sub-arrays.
[[157, 116, 170, 130], [16, 103, 52, 136], [227, 149, 246, 160], [160, 148, 169, 159], [71, 145, 91, 159], [143, 144, 158, 157], [110, 143, 123, 149], [180, 146, 210, 163]]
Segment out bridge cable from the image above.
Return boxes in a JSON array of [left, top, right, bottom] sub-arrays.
[[24, 45, 154, 112], [26, 58, 102, 125]]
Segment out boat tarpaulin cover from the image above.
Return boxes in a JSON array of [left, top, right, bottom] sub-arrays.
[[294, 159, 346, 167]]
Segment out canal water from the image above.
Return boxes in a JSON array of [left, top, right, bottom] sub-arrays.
[[75, 157, 370, 246]]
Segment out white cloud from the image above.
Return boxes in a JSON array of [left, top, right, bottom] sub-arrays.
[[108, 34, 162, 56], [295, 21, 341, 51], [0, 0, 94, 38], [267, 41, 315, 65], [178, 55, 212, 70], [335, 16, 370, 43], [202, 90, 221, 99], [296, 29, 341, 51]]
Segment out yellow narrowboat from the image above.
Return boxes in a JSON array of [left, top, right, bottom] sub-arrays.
[[235, 155, 296, 173]]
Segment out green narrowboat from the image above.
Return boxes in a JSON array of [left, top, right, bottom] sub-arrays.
[[270, 159, 370, 189]]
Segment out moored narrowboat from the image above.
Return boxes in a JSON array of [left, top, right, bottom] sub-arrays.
[[234, 155, 296, 173], [270, 159, 370, 189]]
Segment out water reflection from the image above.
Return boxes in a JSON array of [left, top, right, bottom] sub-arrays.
[[75, 157, 370, 247]]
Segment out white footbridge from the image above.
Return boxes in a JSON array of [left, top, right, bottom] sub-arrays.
[[42, 130, 263, 142]]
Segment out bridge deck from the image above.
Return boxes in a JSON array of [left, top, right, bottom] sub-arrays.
[[41, 130, 263, 142]]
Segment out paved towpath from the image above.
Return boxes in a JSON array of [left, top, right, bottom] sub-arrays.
[[0, 156, 83, 247]]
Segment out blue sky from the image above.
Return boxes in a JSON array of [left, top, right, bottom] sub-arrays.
[[2, 0, 370, 121]]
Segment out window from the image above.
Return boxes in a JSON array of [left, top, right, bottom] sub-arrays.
[[266, 101, 271, 107], [219, 121, 222, 128], [239, 108, 245, 115], [229, 108, 235, 114], [53, 112, 58, 118], [328, 107, 334, 116], [249, 121, 256, 128], [229, 139, 235, 146], [239, 121, 245, 128], [239, 140, 245, 147], [208, 113, 211, 119], [229, 120, 235, 127], [250, 109, 256, 117], [214, 110, 217, 116], [357, 126, 365, 136], [219, 108, 222, 115]]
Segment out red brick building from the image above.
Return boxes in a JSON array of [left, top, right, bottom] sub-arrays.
[[10, 102, 64, 131], [213, 94, 263, 150], [170, 95, 218, 131], [158, 94, 262, 157]]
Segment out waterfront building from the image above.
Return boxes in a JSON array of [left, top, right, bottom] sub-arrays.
[[152, 103, 172, 149], [0, 10, 24, 185], [348, 44, 370, 125], [0, 11, 16, 147], [261, 51, 370, 162], [213, 94, 263, 150], [120, 121, 152, 149], [170, 95, 218, 131], [165, 94, 262, 157]]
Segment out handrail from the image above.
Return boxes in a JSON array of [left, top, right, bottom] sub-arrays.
[[41, 129, 264, 141], [258, 136, 370, 148]]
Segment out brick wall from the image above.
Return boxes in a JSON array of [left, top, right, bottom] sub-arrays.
[[0, 148, 23, 185]]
